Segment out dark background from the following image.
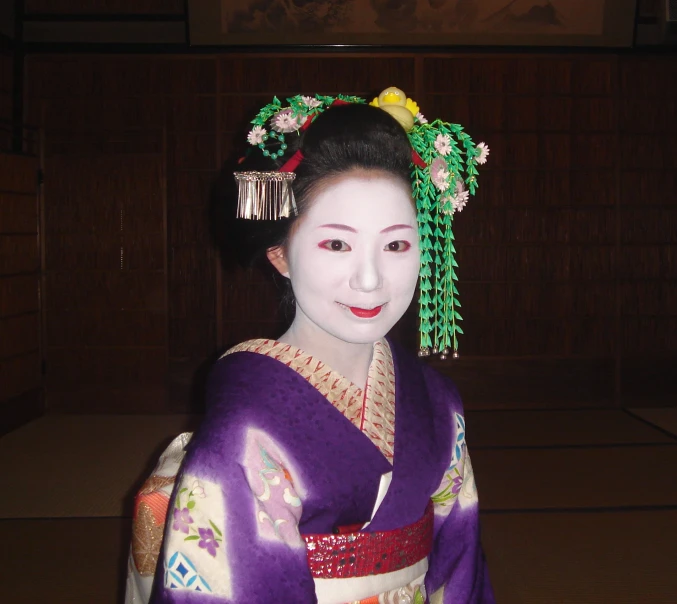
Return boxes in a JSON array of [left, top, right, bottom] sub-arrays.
[[1, 1, 676, 431]]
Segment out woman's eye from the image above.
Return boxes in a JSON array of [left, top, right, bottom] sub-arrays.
[[385, 240, 411, 252], [320, 239, 351, 252]]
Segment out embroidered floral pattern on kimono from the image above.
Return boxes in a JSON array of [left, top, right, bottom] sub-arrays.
[[243, 429, 305, 547], [432, 413, 478, 515], [162, 474, 232, 597], [170, 479, 223, 558]]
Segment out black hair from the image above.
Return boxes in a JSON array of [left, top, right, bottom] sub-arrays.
[[211, 102, 413, 267]]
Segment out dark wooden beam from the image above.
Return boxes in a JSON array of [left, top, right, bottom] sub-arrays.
[[11, 0, 23, 153], [18, 39, 677, 55], [23, 13, 185, 22]]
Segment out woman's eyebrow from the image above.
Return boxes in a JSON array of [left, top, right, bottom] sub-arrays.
[[380, 224, 414, 234], [317, 224, 414, 234], [318, 223, 357, 233]]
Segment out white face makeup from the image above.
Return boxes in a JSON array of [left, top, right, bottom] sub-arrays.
[[283, 174, 420, 345]]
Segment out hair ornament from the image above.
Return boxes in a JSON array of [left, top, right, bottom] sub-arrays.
[[234, 94, 365, 221], [369, 87, 419, 132], [405, 107, 488, 356], [235, 89, 489, 357], [234, 171, 297, 220]]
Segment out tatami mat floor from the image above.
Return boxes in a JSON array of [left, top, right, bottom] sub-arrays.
[[1, 408, 676, 603]]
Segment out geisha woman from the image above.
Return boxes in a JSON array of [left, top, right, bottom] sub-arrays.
[[126, 88, 494, 603]]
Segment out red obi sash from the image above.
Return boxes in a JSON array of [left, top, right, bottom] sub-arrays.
[[302, 501, 434, 579]]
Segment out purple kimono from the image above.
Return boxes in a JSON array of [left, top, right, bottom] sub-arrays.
[[149, 340, 494, 603]]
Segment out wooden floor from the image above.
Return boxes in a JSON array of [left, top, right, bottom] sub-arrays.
[[1, 408, 676, 603]]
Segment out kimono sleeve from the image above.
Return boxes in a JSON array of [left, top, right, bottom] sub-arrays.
[[424, 400, 495, 602], [150, 376, 317, 602]]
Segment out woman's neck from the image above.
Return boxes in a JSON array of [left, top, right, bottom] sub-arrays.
[[277, 309, 375, 389]]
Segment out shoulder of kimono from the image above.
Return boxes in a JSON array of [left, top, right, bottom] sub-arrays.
[[420, 361, 465, 416], [200, 350, 309, 420], [387, 338, 462, 403]]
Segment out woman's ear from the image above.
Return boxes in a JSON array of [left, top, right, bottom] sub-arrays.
[[266, 246, 290, 278]]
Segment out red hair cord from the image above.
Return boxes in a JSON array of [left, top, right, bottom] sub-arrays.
[[279, 150, 304, 173], [412, 149, 427, 168]]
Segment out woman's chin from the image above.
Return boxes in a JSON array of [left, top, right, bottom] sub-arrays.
[[325, 317, 401, 345]]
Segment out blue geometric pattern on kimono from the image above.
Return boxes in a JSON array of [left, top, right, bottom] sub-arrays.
[[165, 551, 212, 593], [432, 412, 469, 512], [451, 413, 466, 467]]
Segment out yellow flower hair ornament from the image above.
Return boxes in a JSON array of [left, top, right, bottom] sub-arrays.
[[370, 87, 419, 131]]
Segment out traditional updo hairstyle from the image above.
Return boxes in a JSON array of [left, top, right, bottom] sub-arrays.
[[212, 103, 414, 267]]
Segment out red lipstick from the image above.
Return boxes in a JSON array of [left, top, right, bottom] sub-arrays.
[[349, 305, 383, 318]]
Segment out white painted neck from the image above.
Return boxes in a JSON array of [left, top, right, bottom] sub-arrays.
[[278, 306, 374, 389]]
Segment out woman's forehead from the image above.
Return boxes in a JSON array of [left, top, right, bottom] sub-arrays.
[[306, 174, 415, 221]]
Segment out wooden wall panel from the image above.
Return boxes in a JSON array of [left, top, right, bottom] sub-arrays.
[[23, 52, 677, 411], [220, 94, 278, 133], [0, 154, 37, 192], [42, 97, 165, 131], [0, 314, 39, 359], [0, 50, 11, 150], [438, 357, 615, 407], [25, 0, 185, 13], [0, 351, 41, 401], [219, 57, 416, 97], [0, 275, 39, 316], [0, 235, 39, 274], [44, 348, 169, 412], [0, 192, 38, 232], [48, 309, 166, 347], [45, 348, 167, 384], [25, 55, 221, 410], [571, 170, 616, 206], [32, 96, 167, 410], [151, 59, 218, 374], [170, 170, 214, 208], [168, 132, 217, 170], [617, 56, 677, 404], [422, 54, 636, 390], [0, 151, 43, 431], [26, 56, 216, 100], [45, 270, 165, 310]]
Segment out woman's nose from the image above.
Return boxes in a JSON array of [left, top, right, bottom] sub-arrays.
[[349, 252, 383, 292]]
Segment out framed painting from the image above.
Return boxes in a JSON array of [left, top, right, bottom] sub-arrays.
[[188, 0, 638, 47]]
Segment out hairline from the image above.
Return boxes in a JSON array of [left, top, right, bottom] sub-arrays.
[[280, 167, 413, 247]]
